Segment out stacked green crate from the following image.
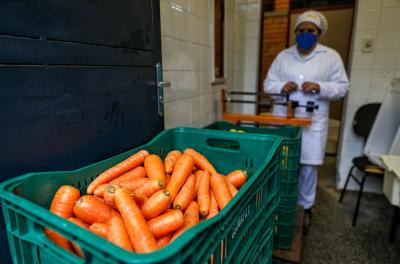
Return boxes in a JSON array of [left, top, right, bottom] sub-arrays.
[[205, 121, 301, 249]]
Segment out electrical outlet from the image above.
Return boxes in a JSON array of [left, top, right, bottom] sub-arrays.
[[362, 37, 374, 53], [391, 78, 400, 93]]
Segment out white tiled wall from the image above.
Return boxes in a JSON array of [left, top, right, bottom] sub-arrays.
[[161, 0, 218, 128], [336, 0, 400, 192], [225, 0, 262, 114], [161, 0, 262, 128]]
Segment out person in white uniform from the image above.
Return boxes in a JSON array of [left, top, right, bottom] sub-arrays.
[[263, 10, 349, 233]]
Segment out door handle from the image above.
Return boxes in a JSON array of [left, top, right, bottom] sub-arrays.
[[158, 81, 171, 87]]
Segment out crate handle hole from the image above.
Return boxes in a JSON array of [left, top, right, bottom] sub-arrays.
[[206, 138, 240, 151]]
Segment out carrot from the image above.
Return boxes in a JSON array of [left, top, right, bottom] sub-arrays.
[[197, 171, 210, 216], [103, 184, 122, 209], [73, 195, 119, 224], [87, 150, 149, 194], [89, 223, 108, 239], [148, 210, 184, 238], [144, 154, 166, 185], [110, 166, 147, 184], [157, 234, 172, 248], [165, 174, 171, 186], [171, 201, 200, 241], [184, 148, 217, 174], [226, 180, 239, 197], [206, 190, 219, 219], [117, 178, 153, 193], [194, 170, 203, 196], [210, 173, 232, 210], [115, 188, 158, 253], [45, 185, 80, 253], [134, 179, 164, 197], [107, 216, 133, 251], [164, 150, 182, 174], [68, 217, 89, 257], [225, 170, 247, 188], [141, 190, 171, 220], [166, 154, 194, 200], [94, 183, 109, 197], [49, 185, 81, 218], [131, 192, 148, 208], [173, 174, 196, 210]]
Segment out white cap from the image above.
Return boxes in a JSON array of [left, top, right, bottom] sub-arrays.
[[295, 10, 328, 36]]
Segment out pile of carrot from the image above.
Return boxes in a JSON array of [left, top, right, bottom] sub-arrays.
[[45, 148, 248, 256]]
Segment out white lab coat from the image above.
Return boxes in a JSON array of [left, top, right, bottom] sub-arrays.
[[264, 44, 349, 165]]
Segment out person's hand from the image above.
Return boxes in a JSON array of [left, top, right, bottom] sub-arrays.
[[282, 81, 298, 94], [302, 81, 320, 94]]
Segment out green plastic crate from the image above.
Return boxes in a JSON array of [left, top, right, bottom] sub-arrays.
[[0, 127, 281, 264], [204, 121, 302, 250], [274, 197, 297, 249]]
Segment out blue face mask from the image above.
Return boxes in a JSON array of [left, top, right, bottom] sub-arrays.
[[296, 32, 317, 50]]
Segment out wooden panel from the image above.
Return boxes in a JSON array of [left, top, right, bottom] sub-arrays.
[[0, 66, 162, 178], [0, 0, 155, 50]]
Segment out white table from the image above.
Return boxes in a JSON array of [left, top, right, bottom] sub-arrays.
[[380, 155, 400, 243]]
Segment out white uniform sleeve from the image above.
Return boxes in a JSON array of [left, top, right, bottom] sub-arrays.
[[263, 54, 286, 94], [316, 52, 349, 100]]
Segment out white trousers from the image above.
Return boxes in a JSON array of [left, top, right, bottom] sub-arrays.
[[297, 165, 318, 209]]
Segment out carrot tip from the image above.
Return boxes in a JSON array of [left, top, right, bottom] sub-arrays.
[[175, 205, 181, 209], [164, 190, 171, 197]]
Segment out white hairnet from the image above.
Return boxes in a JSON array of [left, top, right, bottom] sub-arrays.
[[295, 10, 328, 36]]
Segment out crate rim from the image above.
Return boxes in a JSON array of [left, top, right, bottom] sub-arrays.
[[0, 127, 282, 263]]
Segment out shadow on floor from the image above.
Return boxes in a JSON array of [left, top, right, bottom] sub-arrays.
[[274, 156, 400, 264]]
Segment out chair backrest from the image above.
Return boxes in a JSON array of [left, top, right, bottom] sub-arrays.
[[353, 103, 381, 140]]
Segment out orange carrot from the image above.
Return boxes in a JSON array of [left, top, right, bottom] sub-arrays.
[[166, 154, 194, 200], [131, 192, 148, 208], [103, 184, 122, 209], [171, 201, 200, 241], [89, 223, 108, 239], [226, 180, 239, 197], [107, 216, 133, 251], [148, 210, 184, 238], [210, 173, 232, 210], [206, 190, 219, 219], [165, 174, 171, 186], [68, 217, 89, 257], [73, 195, 119, 224], [144, 154, 166, 185], [194, 170, 203, 196], [184, 148, 217, 174], [225, 170, 247, 188], [110, 166, 147, 184], [197, 171, 210, 216], [94, 183, 109, 197], [87, 150, 149, 194], [173, 174, 196, 210], [133, 179, 164, 197], [157, 234, 172, 248], [117, 178, 153, 193], [164, 150, 182, 174], [115, 188, 158, 253], [141, 190, 171, 220], [45, 185, 80, 253]]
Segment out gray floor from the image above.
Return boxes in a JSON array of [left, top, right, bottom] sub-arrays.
[[274, 156, 400, 264]]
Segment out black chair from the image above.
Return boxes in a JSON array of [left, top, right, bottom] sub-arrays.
[[339, 103, 383, 226]]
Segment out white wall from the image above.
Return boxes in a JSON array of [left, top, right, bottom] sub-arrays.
[[336, 0, 400, 192], [161, 0, 262, 128], [225, 0, 262, 115], [160, 0, 219, 128]]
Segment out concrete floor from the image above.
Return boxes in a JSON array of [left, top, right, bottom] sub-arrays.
[[274, 156, 400, 264]]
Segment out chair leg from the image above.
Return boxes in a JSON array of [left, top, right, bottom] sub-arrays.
[[339, 166, 355, 203], [389, 205, 399, 243], [352, 175, 368, 227]]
